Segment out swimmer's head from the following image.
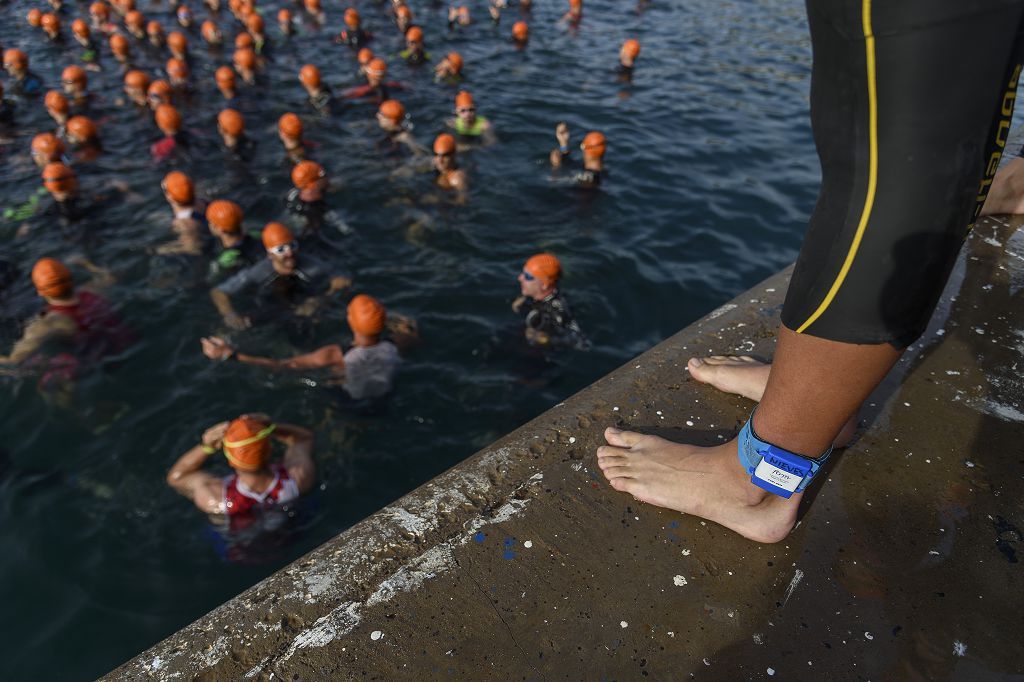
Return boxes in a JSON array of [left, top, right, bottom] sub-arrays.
[[32, 133, 66, 167], [32, 257, 74, 299], [223, 415, 273, 472], [41, 162, 77, 198], [215, 66, 236, 93], [581, 131, 606, 159], [125, 9, 145, 32], [28, 9, 43, 27], [89, 2, 110, 22], [455, 90, 474, 118], [278, 8, 293, 31], [377, 99, 406, 131], [166, 57, 189, 84], [147, 79, 173, 108], [234, 32, 254, 51], [304, 0, 322, 13], [291, 160, 325, 191], [3, 49, 28, 75], [262, 222, 297, 267], [395, 5, 412, 28], [347, 294, 386, 337], [620, 38, 640, 67], [245, 13, 264, 35], [176, 4, 193, 26], [61, 65, 88, 95], [71, 18, 90, 39], [162, 170, 194, 206], [512, 20, 528, 44], [233, 47, 257, 73], [367, 58, 386, 85], [405, 25, 424, 47], [520, 253, 561, 297], [66, 116, 98, 145], [110, 34, 131, 60], [146, 20, 164, 44], [278, 112, 303, 141], [358, 48, 374, 67], [45, 90, 69, 118], [433, 132, 456, 156], [206, 199, 244, 234], [41, 13, 61, 37], [299, 64, 321, 90], [217, 108, 245, 141], [201, 20, 222, 45], [344, 7, 360, 29], [155, 103, 182, 134], [444, 51, 463, 74]]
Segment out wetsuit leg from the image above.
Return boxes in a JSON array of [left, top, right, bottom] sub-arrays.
[[782, 0, 1024, 346]]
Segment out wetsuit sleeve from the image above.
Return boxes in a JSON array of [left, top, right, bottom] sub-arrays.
[[216, 259, 269, 296], [781, 0, 1024, 346]]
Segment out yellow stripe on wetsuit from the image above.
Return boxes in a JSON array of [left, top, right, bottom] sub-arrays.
[[797, 0, 878, 334]]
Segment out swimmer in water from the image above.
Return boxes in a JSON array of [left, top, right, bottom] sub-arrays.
[[278, 9, 294, 36], [31, 133, 66, 168], [401, 26, 429, 65], [217, 108, 255, 160], [206, 199, 264, 274], [147, 80, 173, 110], [511, 20, 529, 47], [448, 5, 472, 29], [343, 58, 398, 103], [216, 67, 237, 101], [61, 66, 93, 114], [151, 103, 189, 161], [3, 50, 43, 97], [432, 133, 468, 194], [395, 5, 413, 33], [66, 116, 102, 161], [377, 99, 425, 155], [110, 34, 134, 70], [278, 113, 307, 163], [201, 294, 413, 401], [285, 160, 349, 235], [201, 20, 224, 47], [299, 64, 333, 113], [70, 20, 101, 66], [619, 38, 641, 78], [166, 413, 316, 517], [446, 91, 495, 146], [434, 51, 463, 84], [41, 13, 63, 42], [89, 2, 115, 33], [210, 222, 352, 330], [337, 8, 371, 48], [233, 48, 259, 85], [561, 0, 582, 24], [245, 14, 268, 54], [44, 91, 69, 134], [511, 253, 587, 349], [550, 123, 605, 187], [147, 20, 166, 49], [166, 57, 191, 91], [304, 0, 326, 25], [125, 10, 146, 39], [155, 171, 208, 255]]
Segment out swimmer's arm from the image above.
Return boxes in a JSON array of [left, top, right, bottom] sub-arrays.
[[166, 443, 227, 515], [227, 344, 345, 373], [550, 122, 570, 167], [479, 125, 497, 147], [210, 288, 250, 330], [4, 314, 78, 364], [275, 423, 316, 494], [400, 134, 428, 156], [68, 255, 115, 289]]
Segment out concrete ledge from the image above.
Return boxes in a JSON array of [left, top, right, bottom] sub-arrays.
[[109, 217, 1024, 680]]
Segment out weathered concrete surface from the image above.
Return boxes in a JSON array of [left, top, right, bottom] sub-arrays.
[[110, 216, 1024, 680]]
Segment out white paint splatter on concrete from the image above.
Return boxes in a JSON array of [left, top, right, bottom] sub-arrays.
[[752, 633, 763, 645], [620, 621, 628, 628], [673, 575, 688, 586], [148, 656, 165, 672], [767, 668, 775, 676], [523, 541, 533, 548], [685, 420, 694, 427], [953, 640, 967, 657], [568, 436, 576, 444], [681, 549, 691, 556], [864, 632, 874, 640], [707, 303, 738, 320], [782, 568, 804, 606], [370, 630, 383, 641]]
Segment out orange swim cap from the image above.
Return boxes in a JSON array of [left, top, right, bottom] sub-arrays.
[[395, 5, 411, 19], [125, 9, 144, 28], [304, 0, 321, 12], [405, 26, 423, 43], [581, 130, 606, 158], [278, 112, 303, 138], [261, 222, 294, 249], [215, 65, 236, 87], [277, 8, 292, 23], [32, 133, 65, 160], [72, 18, 90, 38], [28, 9, 43, 27], [378, 99, 405, 123], [162, 171, 194, 204], [201, 20, 220, 43], [41, 13, 60, 32], [110, 34, 130, 56], [455, 90, 473, 109], [206, 199, 244, 232], [245, 13, 264, 33], [367, 58, 386, 77], [32, 258, 74, 299], [622, 38, 640, 59], [217, 108, 245, 136], [291, 160, 324, 189], [67, 116, 98, 142], [124, 69, 149, 90], [233, 47, 256, 69], [168, 31, 188, 52], [569, 0, 582, 8], [446, 51, 463, 72], [148, 79, 172, 101], [45, 90, 69, 113], [357, 48, 374, 65], [299, 64, 321, 87], [41, 162, 77, 194], [90, 2, 110, 19], [166, 57, 189, 79], [433, 133, 456, 155], [4, 49, 28, 69], [344, 7, 360, 28], [223, 415, 274, 472], [347, 294, 386, 336], [524, 253, 561, 285], [512, 20, 528, 41], [154, 103, 182, 134], [147, 19, 163, 36], [62, 65, 88, 87]]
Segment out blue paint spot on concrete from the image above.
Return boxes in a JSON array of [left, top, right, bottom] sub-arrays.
[[503, 549, 516, 560], [668, 520, 680, 529], [503, 537, 516, 547], [473, 532, 486, 543], [667, 532, 679, 543]]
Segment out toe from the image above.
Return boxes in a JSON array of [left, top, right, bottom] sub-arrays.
[[608, 476, 638, 495], [604, 427, 647, 448], [596, 445, 628, 461], [600, 465, 632, 480]]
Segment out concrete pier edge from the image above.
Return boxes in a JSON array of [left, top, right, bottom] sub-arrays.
[[109, 216, 1024, 680]]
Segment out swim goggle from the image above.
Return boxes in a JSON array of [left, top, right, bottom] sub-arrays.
[[268, 241, 297, 256]]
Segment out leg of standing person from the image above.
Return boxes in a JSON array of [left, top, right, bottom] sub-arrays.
[[598, 0, 1024, 542]]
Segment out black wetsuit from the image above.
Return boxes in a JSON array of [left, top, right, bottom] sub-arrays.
[[212, 233, 264, 277], [0, 99, 14, 125], [285, 189, 327, 235], [521, 290, 587, 349], [338, 28, 369, 48], [11, 72, 44, 97], [781, 0, 1024, 347]]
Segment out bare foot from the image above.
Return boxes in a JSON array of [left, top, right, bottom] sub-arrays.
[[687, 355, 769, 401], [597, 428, 798, 543], [688, 355, 857, 447]]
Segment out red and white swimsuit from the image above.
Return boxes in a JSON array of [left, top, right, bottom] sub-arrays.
[[222, 464, 300, 516]]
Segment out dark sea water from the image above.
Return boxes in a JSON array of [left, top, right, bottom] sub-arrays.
[[0, 0, 818, 677]]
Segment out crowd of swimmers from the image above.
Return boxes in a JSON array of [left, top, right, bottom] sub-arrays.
[[0, 0, 638, 527]]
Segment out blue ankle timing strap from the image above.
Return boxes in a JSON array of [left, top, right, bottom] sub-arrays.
[[737, 408, 832, 499]]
